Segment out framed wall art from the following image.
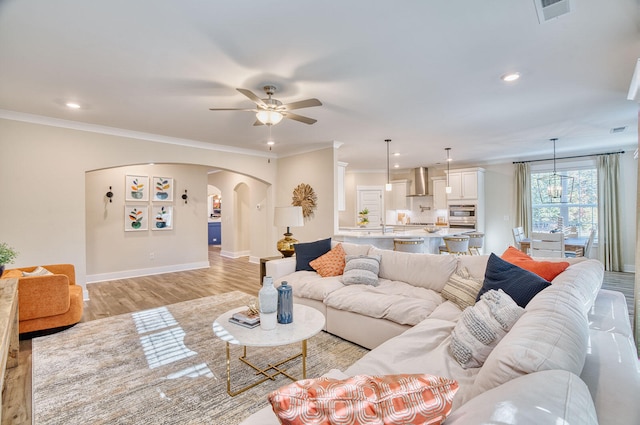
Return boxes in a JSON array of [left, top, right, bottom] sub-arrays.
[[152, 176, 173, 202], [125, 205, 148, 231], [151, 205, 173, 230], [125, 175, 149, 202]]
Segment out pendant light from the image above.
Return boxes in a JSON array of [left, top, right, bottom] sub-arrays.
[[537, 138, 574, 203], [445, 148, 452, 194], [385, 139, 392, 191]]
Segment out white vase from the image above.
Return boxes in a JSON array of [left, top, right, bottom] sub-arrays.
[[259, 276, 278, 330]]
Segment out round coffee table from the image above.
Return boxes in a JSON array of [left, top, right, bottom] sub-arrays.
[[213, 304, 325, 396]]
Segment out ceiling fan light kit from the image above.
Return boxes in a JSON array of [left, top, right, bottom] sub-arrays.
[[209, 85, 322, 126], [256, 110, 283, 126]]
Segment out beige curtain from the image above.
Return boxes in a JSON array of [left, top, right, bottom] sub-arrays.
[[597, 154, 622, 271], [515, 162, 532, 237]]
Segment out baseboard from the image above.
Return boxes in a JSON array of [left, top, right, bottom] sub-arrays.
[[219, 250, 250, 259], [623, 264, 636, 273], [86, 261, 211, 284]]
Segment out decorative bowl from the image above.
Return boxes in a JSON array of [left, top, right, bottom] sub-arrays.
[[424, 226, 439, 233]]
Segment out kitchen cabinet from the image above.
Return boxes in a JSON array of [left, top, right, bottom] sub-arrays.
[[445, 168, 484, 201], [337, 162, 347, 212], [432, 178, 447, 210], [389, 180, 409, 210]]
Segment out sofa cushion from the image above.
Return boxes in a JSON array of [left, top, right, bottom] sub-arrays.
[[461, 282, 589, 405], [501, 246, 570, 281], [268, 374, 458, 425], [369, 247, 458, 292], [449, 289, 524, 369], [342, 255, 381, 286], [309, 243, 346, 277], [477, 253, 551, 307], [551, 259, 603, 313], [441, 267, 483, 310], [324, 280, 444, 326], [275, 271, 344, 302], [294, 238, 331, 271], [448, 370, 598, 425], [22, 266, 53, 277]]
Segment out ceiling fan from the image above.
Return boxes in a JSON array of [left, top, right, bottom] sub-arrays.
[[209, 85, 322, 126]]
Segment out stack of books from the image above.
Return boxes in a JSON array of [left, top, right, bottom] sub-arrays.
[[229, 309, 260, 328]]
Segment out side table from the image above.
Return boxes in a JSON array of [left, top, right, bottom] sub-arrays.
[[259, 255, 283, 284]]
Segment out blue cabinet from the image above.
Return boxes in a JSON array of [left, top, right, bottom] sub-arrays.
[[208, 222, 221, 245]]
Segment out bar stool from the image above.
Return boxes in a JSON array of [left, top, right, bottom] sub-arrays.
[[393, 238, 424, 253], [439, 235, 470, 255], [467, 232, 484, 255]]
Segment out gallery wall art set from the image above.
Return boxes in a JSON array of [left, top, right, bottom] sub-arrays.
[[124, 175, 175, 232]]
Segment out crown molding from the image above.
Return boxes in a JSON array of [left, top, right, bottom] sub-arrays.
[[0, 109, 276, 159]]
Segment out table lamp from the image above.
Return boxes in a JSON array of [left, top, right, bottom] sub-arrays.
[[274, 206, 304, 257]]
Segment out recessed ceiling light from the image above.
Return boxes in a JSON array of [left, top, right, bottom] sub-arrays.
[[501, 72, 520, 82], [393, 152, 400, 156], [267, 141, 275, 146], [65, 102, 81, 109], [394, 164, 400, 168]]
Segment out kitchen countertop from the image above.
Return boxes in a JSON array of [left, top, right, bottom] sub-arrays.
[[334, 227, 467, 239], [333, 227, 474, 254]]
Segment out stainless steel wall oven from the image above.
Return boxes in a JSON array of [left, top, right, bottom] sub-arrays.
[[448, 204, 477, 229]]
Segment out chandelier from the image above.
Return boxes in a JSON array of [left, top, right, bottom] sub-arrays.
[[537, 138, 574, 203]]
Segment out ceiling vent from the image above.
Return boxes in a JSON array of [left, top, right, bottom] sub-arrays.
[[534, 0, 572, 23], [610, 126, 627, 134]]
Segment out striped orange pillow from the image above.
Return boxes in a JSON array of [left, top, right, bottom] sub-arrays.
[[309, 243, 346, 277], [269, 374, 458, 425]]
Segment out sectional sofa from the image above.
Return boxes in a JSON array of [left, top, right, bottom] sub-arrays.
[[240, 241, 640, 425]]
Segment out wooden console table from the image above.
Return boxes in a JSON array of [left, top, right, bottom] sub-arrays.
[[259, 256, 283, 285], [0, 278, 19, 423]]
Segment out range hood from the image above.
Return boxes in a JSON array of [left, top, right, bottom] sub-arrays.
[[407, 167, 429, 197]]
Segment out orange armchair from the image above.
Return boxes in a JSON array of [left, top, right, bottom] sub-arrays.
[[1, 264, 83, 334]]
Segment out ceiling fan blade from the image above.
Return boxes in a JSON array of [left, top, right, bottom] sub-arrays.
[[283, 111, 317, 125], [252, 119, 265, 126], [280, 98, 322, 111], [236, 88, 268, 108], [208, 108, 257, 111]]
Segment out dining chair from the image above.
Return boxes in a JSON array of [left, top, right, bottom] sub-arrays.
[[530, 232, 565, 258], [512, 227, 525, 249], [583, 228, 596, 257]]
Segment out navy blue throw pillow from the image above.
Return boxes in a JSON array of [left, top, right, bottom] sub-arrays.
[[477, 253, 551, 307], [294, 238, 332, 271]]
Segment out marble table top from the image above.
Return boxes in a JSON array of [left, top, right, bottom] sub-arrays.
[[213, 304, 325, 347]]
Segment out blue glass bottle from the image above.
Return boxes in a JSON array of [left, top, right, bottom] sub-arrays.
[[277, 281, 293, 324]]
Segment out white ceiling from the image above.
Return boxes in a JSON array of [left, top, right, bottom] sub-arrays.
[[0, 0, 638, 171]]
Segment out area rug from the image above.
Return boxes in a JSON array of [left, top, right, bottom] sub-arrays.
[[32, 291, 369, 424]]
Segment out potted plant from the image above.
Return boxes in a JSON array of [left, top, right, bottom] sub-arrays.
[[358, 208, 369, 227], [0, 242, 19, 275]]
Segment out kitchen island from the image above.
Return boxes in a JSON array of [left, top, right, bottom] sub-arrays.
[[333, 227, 472, 254]]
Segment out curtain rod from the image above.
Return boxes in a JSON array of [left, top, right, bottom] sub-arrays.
[[512, 150, 625, 164]]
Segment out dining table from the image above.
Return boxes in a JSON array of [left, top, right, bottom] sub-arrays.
[[519, 236, 588, 256]]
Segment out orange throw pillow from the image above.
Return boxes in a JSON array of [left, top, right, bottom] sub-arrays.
[[269, 374, 459, 425], [501, 246, 570, 281], [309, 243, 346, 277]]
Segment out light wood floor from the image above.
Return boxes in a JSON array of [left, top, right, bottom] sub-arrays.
[[1, 247, 636, 425]]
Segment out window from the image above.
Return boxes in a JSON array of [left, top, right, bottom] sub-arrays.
[[531, 163, 597, 237]]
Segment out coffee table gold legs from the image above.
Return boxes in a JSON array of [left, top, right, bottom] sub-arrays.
[[225, 340, 308, 396]]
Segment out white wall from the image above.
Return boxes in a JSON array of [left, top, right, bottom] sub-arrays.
[[85, 164, 209, 281], [277, 148, 336, 244], [0, 118, 277, 297], [207, 170, 271, 262]]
